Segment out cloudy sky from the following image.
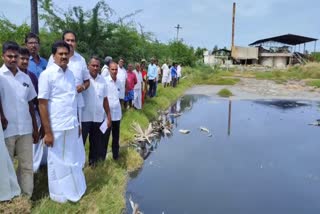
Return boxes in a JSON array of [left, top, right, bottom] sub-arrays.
[[0, 0, 319, 51]]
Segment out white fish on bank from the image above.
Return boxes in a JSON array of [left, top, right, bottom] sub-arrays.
[[179, 129, 190, 134], [168, 112, 183, 117], [129, 196, 143, 214]]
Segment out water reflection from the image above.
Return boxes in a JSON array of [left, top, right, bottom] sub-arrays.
[[138, 96, 197, 160], [255, 100, 310, 109], [127, 96, 320, 214]]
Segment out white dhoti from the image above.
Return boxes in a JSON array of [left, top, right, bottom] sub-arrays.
[[48, 126, 86, 203], [133, 89, 142, 109], [0, 122, 21, 201], [33, 111, 48, 172], [162, 75, 170, 84]]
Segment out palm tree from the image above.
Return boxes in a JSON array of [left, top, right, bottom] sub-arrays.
[[30, 0, 39, 35]]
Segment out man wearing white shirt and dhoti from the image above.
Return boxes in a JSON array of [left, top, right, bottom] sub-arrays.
[[103, 62, 122, 160], [0, 41, 38, 197], [38, 41, 86, 203], [0, 79, 21, 201], [82, 56, 111, 166], [161, 62, 170, 87], [117, 58, 127, 108], [133, 63, 143, 109], [48, 30, 89, 167]]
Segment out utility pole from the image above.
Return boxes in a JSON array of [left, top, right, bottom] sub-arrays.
[[174, 24, 182, 41], [231, 2, 236, 48], [30, 0, 39, 35]]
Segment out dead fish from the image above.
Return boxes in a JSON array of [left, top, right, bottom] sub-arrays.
[[129, 196, 143, 214], [169, 113, 182, 117], [200, 126, 210, 133], [179, 129, 190, 134], [309, 119, 320, 126], [309, 122, 320, 126]]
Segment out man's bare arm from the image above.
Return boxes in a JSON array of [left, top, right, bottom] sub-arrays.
[[29, 101, 39, 143], [38, 99, 54, 147], [76, 79, 90, 93], [103, 97, 112, 128]]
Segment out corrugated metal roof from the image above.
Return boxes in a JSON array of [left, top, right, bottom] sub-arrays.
[[249, 34, 318, 46]]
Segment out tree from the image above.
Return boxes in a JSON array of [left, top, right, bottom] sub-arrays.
[[30, 0, 39, 34]]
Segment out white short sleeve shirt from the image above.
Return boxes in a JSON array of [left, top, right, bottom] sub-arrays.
[[117, 66, 127, 99], [0, 65, 37, 138], [48, 52, 90, 108], [81, 75, 108, 123], [133, 70, 143, 90], [38, 63, 78, 132], [105, 75, 122, 121]]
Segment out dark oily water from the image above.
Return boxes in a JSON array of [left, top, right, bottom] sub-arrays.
[[126, 96, 320, 214]]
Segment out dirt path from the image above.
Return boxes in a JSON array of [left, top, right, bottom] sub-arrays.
[[185, 78, 320, 101]]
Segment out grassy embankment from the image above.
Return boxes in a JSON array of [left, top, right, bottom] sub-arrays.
[[230, 63, 320, 86], [11, 65, 239, 214], [0, 65, 240, 213], [5, 63, 320, 213]]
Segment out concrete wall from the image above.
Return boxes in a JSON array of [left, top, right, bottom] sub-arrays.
[[231, 46, 259, 60], [259, 53, 292, 68]]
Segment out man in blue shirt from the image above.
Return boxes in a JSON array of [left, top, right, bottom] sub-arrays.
[[171, 63, 178, 87], [147, 58, 157, 97], [25, 33, 48, 79]]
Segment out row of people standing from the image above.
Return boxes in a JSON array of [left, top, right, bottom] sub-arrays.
[[0, 29, 182, 203], [0, 31, 123, 203]]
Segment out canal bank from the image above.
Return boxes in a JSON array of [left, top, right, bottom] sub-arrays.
[[29, 73, 195, 214], [9, 65, 320, 213]]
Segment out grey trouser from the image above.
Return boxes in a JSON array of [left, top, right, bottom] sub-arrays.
[[5, 134, 33, 196]]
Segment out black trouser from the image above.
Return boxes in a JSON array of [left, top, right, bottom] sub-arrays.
[[102, 120, 120, 160], [148, 79, 156, 97], [172, 77, 177, 87], [82, 121, 105, 166]]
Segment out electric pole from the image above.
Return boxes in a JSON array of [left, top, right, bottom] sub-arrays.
[[30, 0, 39, 35], [174, 24, 182, 41]]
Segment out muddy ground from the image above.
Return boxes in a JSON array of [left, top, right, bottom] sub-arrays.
[[186, 78, 320, 101]]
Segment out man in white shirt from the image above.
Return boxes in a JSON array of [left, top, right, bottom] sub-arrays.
[[0, 41, 38, 197], [177, 64, 182, 84], [133, 63, 143, 109], [161, 62, 170, 87], [38, 41, 86, 203], [117, 58, 127, 108], [103, 62, 122, 160], [82, 56, 111, 166], [0, 113, 21, 201], [48, 30, 90, 119], [101, 56, 112, 77], [147, 58, 157, 97]]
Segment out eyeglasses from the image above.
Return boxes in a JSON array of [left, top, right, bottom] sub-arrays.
[[5, 54, 18, 59], [110, 69, 118, 71]]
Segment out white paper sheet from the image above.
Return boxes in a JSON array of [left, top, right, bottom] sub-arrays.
[[99, 118, 108, 134]]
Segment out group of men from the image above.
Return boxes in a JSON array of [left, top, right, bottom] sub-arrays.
[[0, 29, 183, 203], [0, 31, 123, 203]]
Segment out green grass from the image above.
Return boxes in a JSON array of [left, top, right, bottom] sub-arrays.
[[30, 77, 193, 214], [12, 65, 244, 214], [241, 63, 320, 83], [306, 79, 320, 88], [217, 88, 233, 97]]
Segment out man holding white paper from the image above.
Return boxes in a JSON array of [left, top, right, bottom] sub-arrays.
[[82, 56, 111, 166]]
